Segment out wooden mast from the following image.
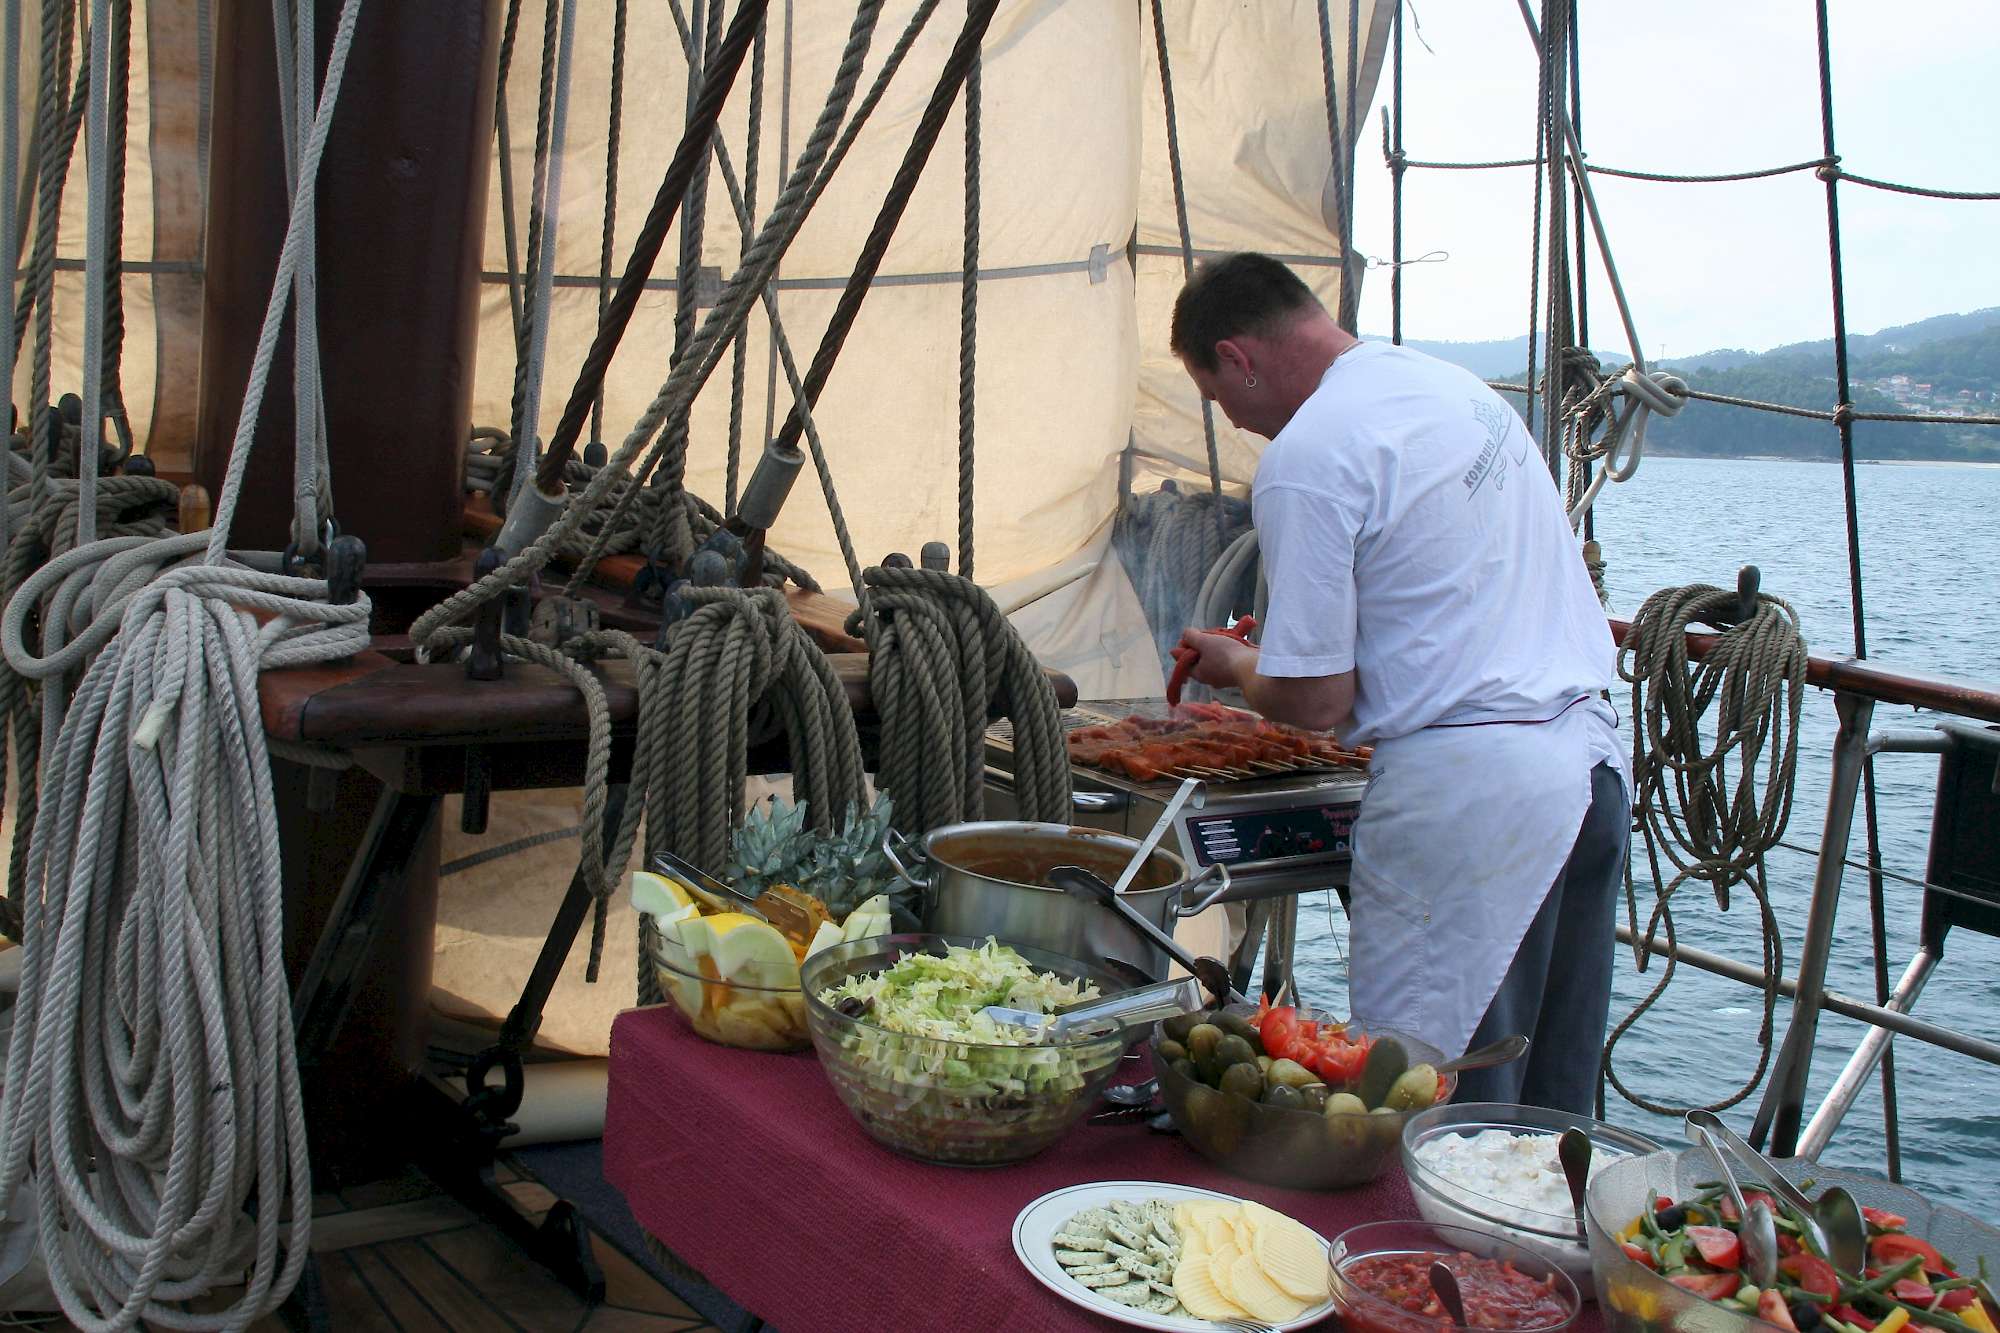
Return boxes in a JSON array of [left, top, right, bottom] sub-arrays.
[[192, 0, 504, 1179]]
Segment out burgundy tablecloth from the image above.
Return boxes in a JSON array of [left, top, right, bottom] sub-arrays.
[[605, 1006, 1607, 1333]]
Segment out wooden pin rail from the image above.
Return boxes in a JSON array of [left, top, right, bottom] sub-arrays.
[[1608, 618, 2000, 725]]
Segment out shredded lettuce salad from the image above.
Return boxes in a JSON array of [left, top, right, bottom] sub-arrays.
[[817, 939, 1106, 1100]]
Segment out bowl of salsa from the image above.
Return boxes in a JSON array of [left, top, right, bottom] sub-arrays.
[[1330, 1220, 1582, 1333]]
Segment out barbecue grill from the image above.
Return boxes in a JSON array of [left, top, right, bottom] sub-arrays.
[[983, 697, 1371, 1000]]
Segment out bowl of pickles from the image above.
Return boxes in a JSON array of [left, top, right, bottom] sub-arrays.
[[1152, 1002, 1453, 1190]]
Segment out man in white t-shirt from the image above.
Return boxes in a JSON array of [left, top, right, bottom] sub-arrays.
[[1169, 253, 1630, 1114]]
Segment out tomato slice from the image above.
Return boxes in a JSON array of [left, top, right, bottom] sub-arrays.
[[1939, 1289, 1979, 1312], [1760, 1290, 1801, 1331], [1863, 1207, 1911, 1231], [1671, 1273, 1743, 1302], [1690, 1225, 1743, 1271], [1781, 1253, 1841, 1300], [1259, 1006, 1301, 1062], [1621, 1243, 1657, 1270], [1873, 1232, 1949, 1275], [1834, 1307, 1879, 1331], [1893, 1279, 1937, 1305]]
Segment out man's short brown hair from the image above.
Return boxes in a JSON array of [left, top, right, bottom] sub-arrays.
[[1169, 253, 1323, 373]]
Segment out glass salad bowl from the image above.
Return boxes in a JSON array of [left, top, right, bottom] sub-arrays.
[[798, 933, 1133, 1167], [1402, 1101, 1664, 1300], [1585, 1148, 2000, 1333], [1330, 1218, 1583, 1333], [1153, 1004, 1454, 1190]]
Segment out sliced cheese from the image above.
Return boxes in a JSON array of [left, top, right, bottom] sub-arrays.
[[1230, 1251, 1313, 1324], [1173, 1253, 1246, 1322]]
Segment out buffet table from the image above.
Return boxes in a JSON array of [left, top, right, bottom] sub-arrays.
[[605, 1006, 1609, 1333]]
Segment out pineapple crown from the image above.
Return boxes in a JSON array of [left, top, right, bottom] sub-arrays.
[[725, 791, 896, 921]]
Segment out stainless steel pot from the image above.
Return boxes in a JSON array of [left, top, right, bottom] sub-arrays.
[[882, 821, 1231, 981]]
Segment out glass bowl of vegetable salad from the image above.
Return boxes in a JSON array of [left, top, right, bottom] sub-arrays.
[[800, 933, 1133, 1166], [1585, 1148, 2000, 1333], [1402, 1102, 1664, 1300]]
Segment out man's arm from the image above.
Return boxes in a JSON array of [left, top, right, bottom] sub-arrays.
[[1178, 628, 1356, 734]]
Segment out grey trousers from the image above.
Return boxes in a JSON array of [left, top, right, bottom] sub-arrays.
[[1452, 760, 1631, 1115]]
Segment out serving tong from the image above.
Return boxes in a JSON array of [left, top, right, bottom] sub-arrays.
[[1685, 1110, 1867, 1277], [981, 975, 1206, 1045]]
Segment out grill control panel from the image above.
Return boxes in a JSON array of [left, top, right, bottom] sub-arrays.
[[1187, 803, 1358, 868]]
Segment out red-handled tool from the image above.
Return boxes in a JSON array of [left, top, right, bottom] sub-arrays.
[[1166, 615, 1257, 707]]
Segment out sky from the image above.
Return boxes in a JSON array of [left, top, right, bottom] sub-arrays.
[[1348, 0, 2000, 359]]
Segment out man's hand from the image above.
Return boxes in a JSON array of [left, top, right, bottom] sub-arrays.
[[1178, 627, 1258, 691], [1177, 627, 1356, 734]]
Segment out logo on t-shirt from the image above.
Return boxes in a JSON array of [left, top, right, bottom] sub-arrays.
[[1461, 397, 1523, 498]]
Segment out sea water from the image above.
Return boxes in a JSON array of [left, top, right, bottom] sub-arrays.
[[1288, 455, 2000, 1213]]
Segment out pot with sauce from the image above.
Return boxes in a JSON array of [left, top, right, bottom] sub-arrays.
[[883, 821, 1231, 981]]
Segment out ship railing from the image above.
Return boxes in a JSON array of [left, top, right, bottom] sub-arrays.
[[1608, 619, 2000, 1171]]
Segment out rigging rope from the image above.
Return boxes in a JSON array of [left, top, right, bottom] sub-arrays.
[[1146, 0, 1227, 550], [591, 0, 628, 448], [957, 48, 978, 579], [845, 566, 1067, 836], [0, 0, 373, 1323], [1603, 582, 1807, 1116]]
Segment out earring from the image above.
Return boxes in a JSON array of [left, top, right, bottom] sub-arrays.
[[1245, 375, 1258, 388]]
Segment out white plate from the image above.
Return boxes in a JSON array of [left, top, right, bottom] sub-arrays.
[[1010, 1180, 1336, 1331]]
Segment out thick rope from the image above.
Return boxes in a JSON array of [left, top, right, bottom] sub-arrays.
[[956, 51, 978, 579], [845, 565, 1067, 836], [725, 5, 766, 519], [0, 0, 22, 556], [1112, 484, 1254, 682], [0, 552, 367, 1331], [590, 0, 629, 448], [1603, 582, 1807, 1117], [409, 0, 889, 647], [0, 1, 369, 1323], [1146, 0, 1226, 550], [576, 589, 863, 1004]]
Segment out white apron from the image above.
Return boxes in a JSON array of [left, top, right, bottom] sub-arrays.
[[1346, 697, 1627, 1061]]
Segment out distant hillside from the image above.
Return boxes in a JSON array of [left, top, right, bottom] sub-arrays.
[[1445, 311, 2000, 463], [1357, 334, 1624, 379]]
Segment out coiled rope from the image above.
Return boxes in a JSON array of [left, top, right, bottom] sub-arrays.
[[0, 0, 372, 1324], [845, 565, 1067, 836], [1112, 484, 1254, 683], [1602, 582, 1807, 1116], [603, 588, 866, 1005]]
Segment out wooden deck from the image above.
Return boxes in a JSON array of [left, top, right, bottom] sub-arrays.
[[27, 1162, 722, 1333]]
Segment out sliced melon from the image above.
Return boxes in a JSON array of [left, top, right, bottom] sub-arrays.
[[629, 869, 698, 918], [804, 920, 846, 960], [698, 913, 801, 990], [839, 894, 893, 943]]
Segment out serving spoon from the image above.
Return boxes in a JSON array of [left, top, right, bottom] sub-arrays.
[[1686, 1118, 1781, 1291], [1684, 1110, 1863, 1272], [1430, 1260, 1469, 1328], [1558, 1127, 1592, 1243]]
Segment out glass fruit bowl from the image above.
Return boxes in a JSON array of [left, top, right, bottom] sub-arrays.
[[1153, 1004, 1454, 1190], [798, 933, 1131, 1167], [1330, 1219, 1582, 1333], [1402, 1101, 1663, 1300], [651, 916, 810, 1052], [1585, 1148, 2000, 1333]]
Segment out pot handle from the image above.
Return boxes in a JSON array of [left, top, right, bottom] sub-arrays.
[[880, 829, 933, 906], [1173, 862, 1233, 918]]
